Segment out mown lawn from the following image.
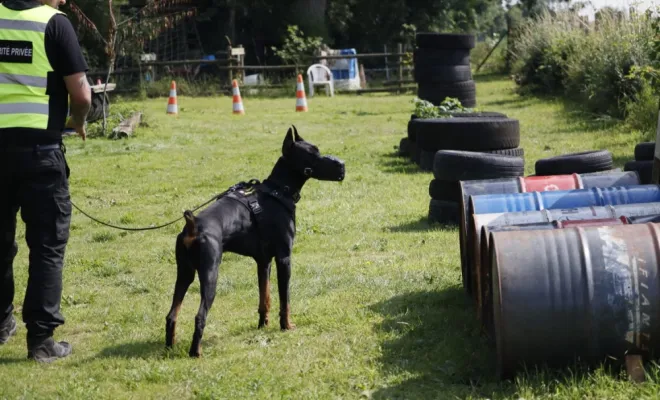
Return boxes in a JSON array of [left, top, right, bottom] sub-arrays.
[[0, 75, 658, 400]]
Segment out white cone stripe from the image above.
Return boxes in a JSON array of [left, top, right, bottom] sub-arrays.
[[169, 89, 177, 97], [296, 98, 307, 106], [167, 105, 178, 113], [233, 87, 241, 95]]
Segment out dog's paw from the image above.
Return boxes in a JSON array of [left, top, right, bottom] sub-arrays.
[[280, 321, 297, 331], [189, 344, 202, 358]]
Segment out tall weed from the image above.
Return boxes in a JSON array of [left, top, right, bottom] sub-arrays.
[[510, 8, 657, 126]]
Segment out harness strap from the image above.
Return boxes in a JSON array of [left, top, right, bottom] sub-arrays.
[[219, 178, 299, 252]]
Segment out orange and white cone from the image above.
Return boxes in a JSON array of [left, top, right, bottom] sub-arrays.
[[167, 80, 178, 115], [295, 74, 308, 112], [232, 79, 245, 115]]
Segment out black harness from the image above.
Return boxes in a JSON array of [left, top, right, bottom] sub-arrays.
[[221, 178, 299, 249]]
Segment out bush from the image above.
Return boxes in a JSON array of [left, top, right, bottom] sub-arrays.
[[471, 35, 508, 74], [510, 11, 587, 95], [510, 8, 657, 121], [624, 80, 659, 137]]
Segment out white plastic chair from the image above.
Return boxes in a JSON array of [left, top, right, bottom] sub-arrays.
[[306, 64, 334, 97]]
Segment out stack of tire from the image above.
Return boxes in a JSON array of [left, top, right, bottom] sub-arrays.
[[411, 115, 524, 225], [413, 114, 523, 171], [414, 32, 477, 108], [429, 150, 525, 225], [534, 150, 615, 176], [624, 142, 654, 184], [400, 112, 518, 171]]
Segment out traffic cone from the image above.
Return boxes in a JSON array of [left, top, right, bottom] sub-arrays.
[[295, 74, 308, 112], [167, 80, 178, 115], [232, 79, 245, 115]]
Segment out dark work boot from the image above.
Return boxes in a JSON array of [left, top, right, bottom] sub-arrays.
[[0, 315, 16, 344], [27, 336, 72, 363]]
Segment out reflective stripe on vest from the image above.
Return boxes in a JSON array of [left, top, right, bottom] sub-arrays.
[[0, 4, 64, 129]]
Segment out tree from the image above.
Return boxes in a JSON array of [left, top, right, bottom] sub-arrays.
[[65, 0, 197, 132]]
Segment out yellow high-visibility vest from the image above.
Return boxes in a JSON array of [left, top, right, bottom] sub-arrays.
[[0, 4, 63, 129]]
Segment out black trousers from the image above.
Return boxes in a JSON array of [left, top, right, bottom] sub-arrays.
[[0, 144, 71, 338]]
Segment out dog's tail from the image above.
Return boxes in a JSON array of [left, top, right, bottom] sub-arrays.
[[182, 210, 198, 249]]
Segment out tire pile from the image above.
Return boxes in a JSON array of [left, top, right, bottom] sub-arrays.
[[412, 115, 525, 225], [429, 150, 525, 224], [624, 142, 654, 184], [414, 33, 477, 108], [534, 150, 614, 176]]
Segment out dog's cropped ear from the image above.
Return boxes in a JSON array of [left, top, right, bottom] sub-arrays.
[[283, 127, 295, 153], [293, 125, 304, 142]]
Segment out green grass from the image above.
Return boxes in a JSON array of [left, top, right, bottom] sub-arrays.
[[1, 75, 658, 399]]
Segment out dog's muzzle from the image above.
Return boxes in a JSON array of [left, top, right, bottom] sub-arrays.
[[316, 155, 345, 182]]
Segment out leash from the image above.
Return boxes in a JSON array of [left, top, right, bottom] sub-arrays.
[[70, 193, 223, 231], [69, 180, 262, 232]]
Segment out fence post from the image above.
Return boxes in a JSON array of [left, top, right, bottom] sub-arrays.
[[227, 45, 233, 84], [384, 44, 390, 81], [397, 43, 403, 93], [652, 98, 660, 184]]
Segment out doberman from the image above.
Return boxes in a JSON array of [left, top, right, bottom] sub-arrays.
[[165, 126, 346, 357]]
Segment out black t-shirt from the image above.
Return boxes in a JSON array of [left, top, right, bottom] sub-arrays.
[[0, 0, 89, 145]]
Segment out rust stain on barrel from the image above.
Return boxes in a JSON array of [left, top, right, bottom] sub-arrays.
[[490, 223, 660, 379]]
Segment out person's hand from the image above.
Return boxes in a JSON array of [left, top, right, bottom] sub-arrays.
[[65, 117, 86, 141]]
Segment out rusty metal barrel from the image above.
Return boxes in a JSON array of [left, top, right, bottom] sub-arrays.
[[628, 215, 660, 224], [479, 217, 629, 339], [489, 223, 660, 379], [470, 203, 660, 318], [457, 171, 640, 293], [462, 184, 660, 295]]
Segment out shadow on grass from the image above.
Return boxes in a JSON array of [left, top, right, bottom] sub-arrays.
[[0, 357, 26, 365], [481, 96, 534, 109], [369, 288, 647, 399], [386, 216, 459, 233], [96, 339, 165, 359], [379, 151, 430, 175], [474, 73, 510, 83], [369, 288, 513, 399]]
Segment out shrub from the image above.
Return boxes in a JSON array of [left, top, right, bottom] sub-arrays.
[[471, 35, 508, 74], [510, 8, 657, 120], [411, 97, 474, 118]]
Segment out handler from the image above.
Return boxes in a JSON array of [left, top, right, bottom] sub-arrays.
[[0, 0, 90, 363]]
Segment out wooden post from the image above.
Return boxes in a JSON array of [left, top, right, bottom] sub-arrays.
[[227, 45, 233, 83], [397, 43, 403, 93], [505, 12, 513, 73], [239, 48, 245, 81], [384, 44, 390, 81], [359, 63, 367, 89], [652, 98, 660, 184]]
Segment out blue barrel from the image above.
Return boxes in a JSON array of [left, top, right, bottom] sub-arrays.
[[469, 185, 660, 215], [458, 171, 639, 294], [489, 223, 660, 379]]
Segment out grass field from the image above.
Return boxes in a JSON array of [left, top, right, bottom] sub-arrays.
[[1, 74, 658, 400]]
